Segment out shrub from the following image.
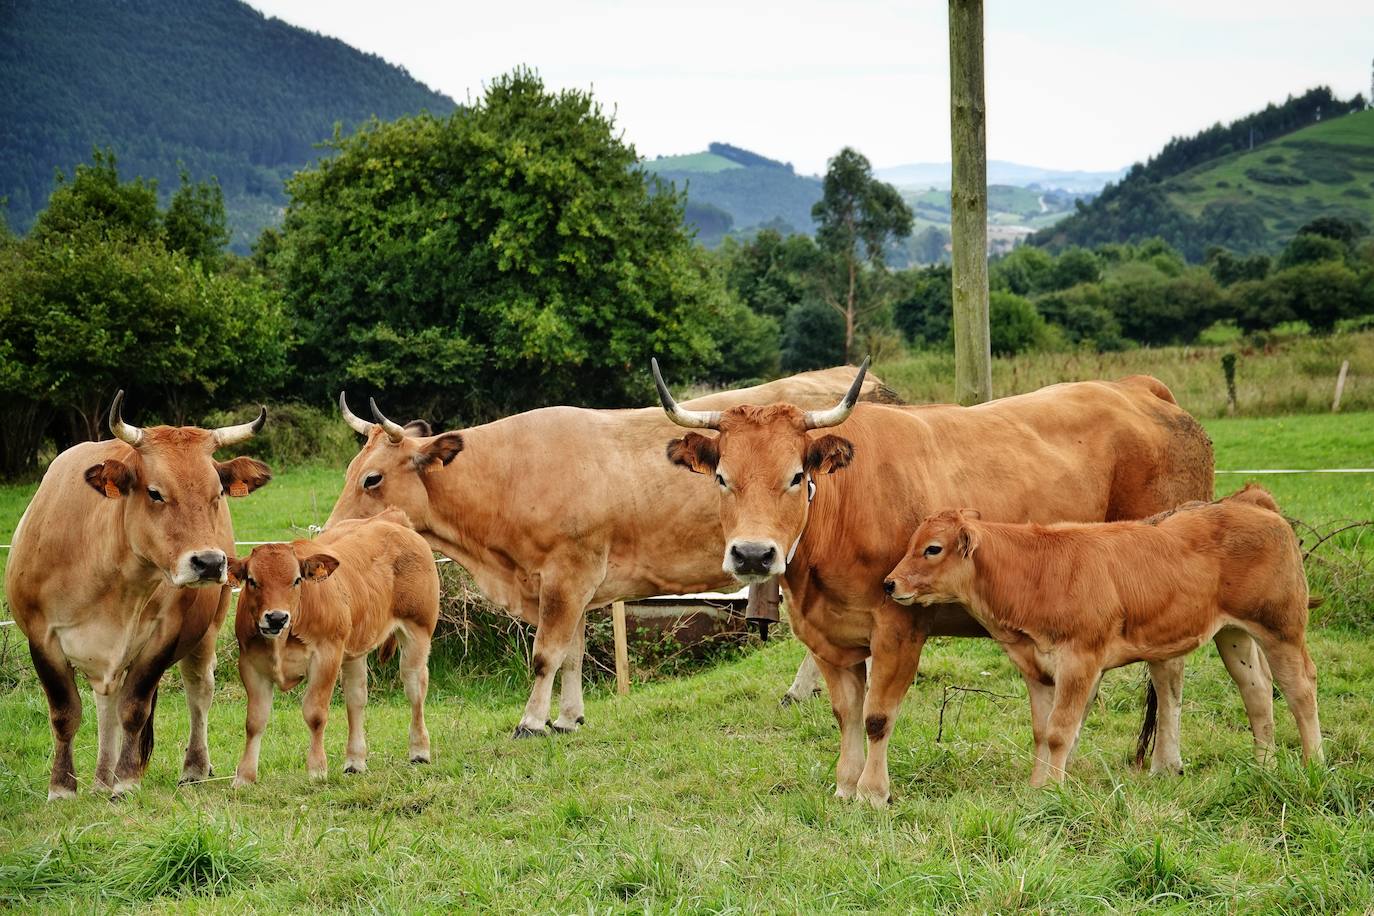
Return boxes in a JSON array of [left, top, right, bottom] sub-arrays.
[[780, 299, 845, 371], [988, 291, 1051, 356], [201, 401, 357, 469]]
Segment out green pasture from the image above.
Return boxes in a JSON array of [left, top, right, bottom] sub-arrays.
[[0, 406, 1370, 911]]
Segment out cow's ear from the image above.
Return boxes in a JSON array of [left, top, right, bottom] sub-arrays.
[[226, 556, 247, 587], [300, 554, 339, 581], [956, 523, 980, 558], [85, 460, 135, 499], [805, 435, 854, 475], [666, 433, 718, 475], [218, 457, 272, 497], [404, 419, 433, 438], [414, 432, 463, 471]]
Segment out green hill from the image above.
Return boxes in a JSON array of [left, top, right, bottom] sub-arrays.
[[1030, 87, 1370, 260], [0, 0, 456, 251]]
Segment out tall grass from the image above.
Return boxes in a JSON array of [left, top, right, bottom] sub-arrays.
[[875, 329, 1372, 418]]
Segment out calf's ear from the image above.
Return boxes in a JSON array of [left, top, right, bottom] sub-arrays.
[[414, 432, 463, 471], [84, 460, 135, 498], [666, 432, 718, 475], [805, 435, 855, 475], [218, 457, 272, 497], [300, 554, 340, 581], [226, 556, 247, 587], [956, 524, 980, 558]]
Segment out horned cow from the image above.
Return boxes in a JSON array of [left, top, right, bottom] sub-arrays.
[[5, 394, 269, 798], [230, 508, 439, 785], [886, 485, 1322, 785]]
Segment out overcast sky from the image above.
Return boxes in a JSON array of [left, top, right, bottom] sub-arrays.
[[245, 0, 1371, 176]]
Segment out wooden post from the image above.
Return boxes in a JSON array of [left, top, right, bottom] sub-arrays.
[[949, 0, 992, 406], [1333, 359, 1350, 412], [611, 600, 630, 696]]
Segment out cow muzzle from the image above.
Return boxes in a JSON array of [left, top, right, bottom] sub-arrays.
[[258, 610, 290, 638], [174, 549, 228, 587], [724, 539, 785, 583]]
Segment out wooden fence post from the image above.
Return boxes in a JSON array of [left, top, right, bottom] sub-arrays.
[[612, 600, 630, 695], [949, 0, 992, 407], [1333, 359, 1350, 412]]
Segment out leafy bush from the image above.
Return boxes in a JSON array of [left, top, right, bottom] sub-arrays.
[[201, 401, 357, 469], [780, 299, 845, 371], [988, 291, 1050, 356]]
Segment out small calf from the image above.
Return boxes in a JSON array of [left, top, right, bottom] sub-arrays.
[[885, 485, 1322, 785], [230, 508, 439, 784]]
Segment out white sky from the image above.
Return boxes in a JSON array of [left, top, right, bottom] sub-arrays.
[[245, 0, 1372, 176]]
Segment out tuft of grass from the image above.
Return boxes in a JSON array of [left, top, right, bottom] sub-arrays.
[[105, 813, 262, 902]]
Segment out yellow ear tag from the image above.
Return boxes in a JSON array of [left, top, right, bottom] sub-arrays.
[[229, 481, 249, 497], [103, 481, 122, 499]]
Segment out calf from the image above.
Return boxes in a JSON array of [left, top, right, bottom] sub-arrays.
[[884, 485, 1322, 786], [230, 508, 439, 784]]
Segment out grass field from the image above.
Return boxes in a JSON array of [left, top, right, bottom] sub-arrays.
[[0, 406, 1370, 910]]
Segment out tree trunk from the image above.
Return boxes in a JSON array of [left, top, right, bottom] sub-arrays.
[[949, 0, 992, 406], [844, 256, 857, 362]]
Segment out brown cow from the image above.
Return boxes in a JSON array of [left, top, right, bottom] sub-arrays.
[[230, 508, 439, 785], [326, 368, 897, 738], [654, 361, 1276, 807], [5, 394, 269, 798], [885, 485, 1322, 785]]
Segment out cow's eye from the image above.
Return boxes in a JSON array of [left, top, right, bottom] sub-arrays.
[[924, 544, 943, 557], [147, 487, 164, 503], [790, 472, 804, 488], [293, 576, 302, 587], [245, 576, 258, 589], [362, 472, 383, 490]]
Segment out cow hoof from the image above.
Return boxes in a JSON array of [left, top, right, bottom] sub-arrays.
[[47, 786, 77, 802], [308, 770, 327, 782], [110, 781, 140, 800], [834, 784, 857, 800], [409, 753, 431, 765], [856, 787, 891, 809], [551, 716, 584, 734], [511, 725, 548, 739], [178, 768, 213, 786], [231, 776, 255, 789], [1150, 762, 1185, 777], [343, 763, 365, 775]]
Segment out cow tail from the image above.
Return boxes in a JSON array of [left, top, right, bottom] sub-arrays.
[[139, 685, 159, 774], [1308, 595, 1325, 610], [1134, 679, 1158, 769], [377, 635, 399, 666]]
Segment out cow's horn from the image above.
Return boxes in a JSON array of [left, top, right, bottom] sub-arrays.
[[651, 358, 720, 430], [109, 390, 144, 447], [369, 398, 407, 443], [212, 405, 267, 447], [803, 357, 869, 430], [338, 392, 373, 436]]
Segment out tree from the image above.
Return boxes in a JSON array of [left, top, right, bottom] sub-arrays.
[[31, 148, 160, 244], [164, 167, 230, 267], [810, 147, 914, 362], [988, 291, 1049, 356], [274, 69, 731, 423], [780, 298, 845, 372], [893, 265, 953, 347], [1278, 232, 1348, 270]]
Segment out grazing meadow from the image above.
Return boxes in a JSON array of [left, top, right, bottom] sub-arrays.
[[0, 400, 1370, 910]]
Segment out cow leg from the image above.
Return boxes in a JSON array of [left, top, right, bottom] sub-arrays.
[[233, 657, 274, 787], [552, 616, 585, 733], [781, 652, 823, 706], [855, 620, 925, 808], [92, 687, 121, 792], [813, 655, 868, 799], [303, 649, 343, 780], [1146, 657, 1185, 776], [397, 622, 433, 763], [177, 629, 217, 784], [1021, 671, 1055, 787], [29, 638, 81, 800], [341, 656, 368, 774], [1215, 629, 1276, 763], [1258, 635, 1324, 764], [1039, 662, 1100, 787], [515, 579, 595, 738]]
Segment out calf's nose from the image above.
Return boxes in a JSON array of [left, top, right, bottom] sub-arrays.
[[883, 579, 896, 595], [264, 610, 289, 629]]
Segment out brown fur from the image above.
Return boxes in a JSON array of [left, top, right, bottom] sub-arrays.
[[230, 511, 439, 784], [326, 368, 896, 737], [6, 421, 269, 798], [886, 486, 1322, 785], [665, 374, 1237, 806]]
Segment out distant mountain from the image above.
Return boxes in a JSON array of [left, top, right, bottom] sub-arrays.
[[875, 160, 1125, 193], [645, 143, 822, 245], [0, 0, 456, 251], [1030, 87, 1371, 259]]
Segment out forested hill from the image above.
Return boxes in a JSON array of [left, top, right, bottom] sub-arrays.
[[0, 0, 457, 251], [1030, 87, 1370, 260]]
